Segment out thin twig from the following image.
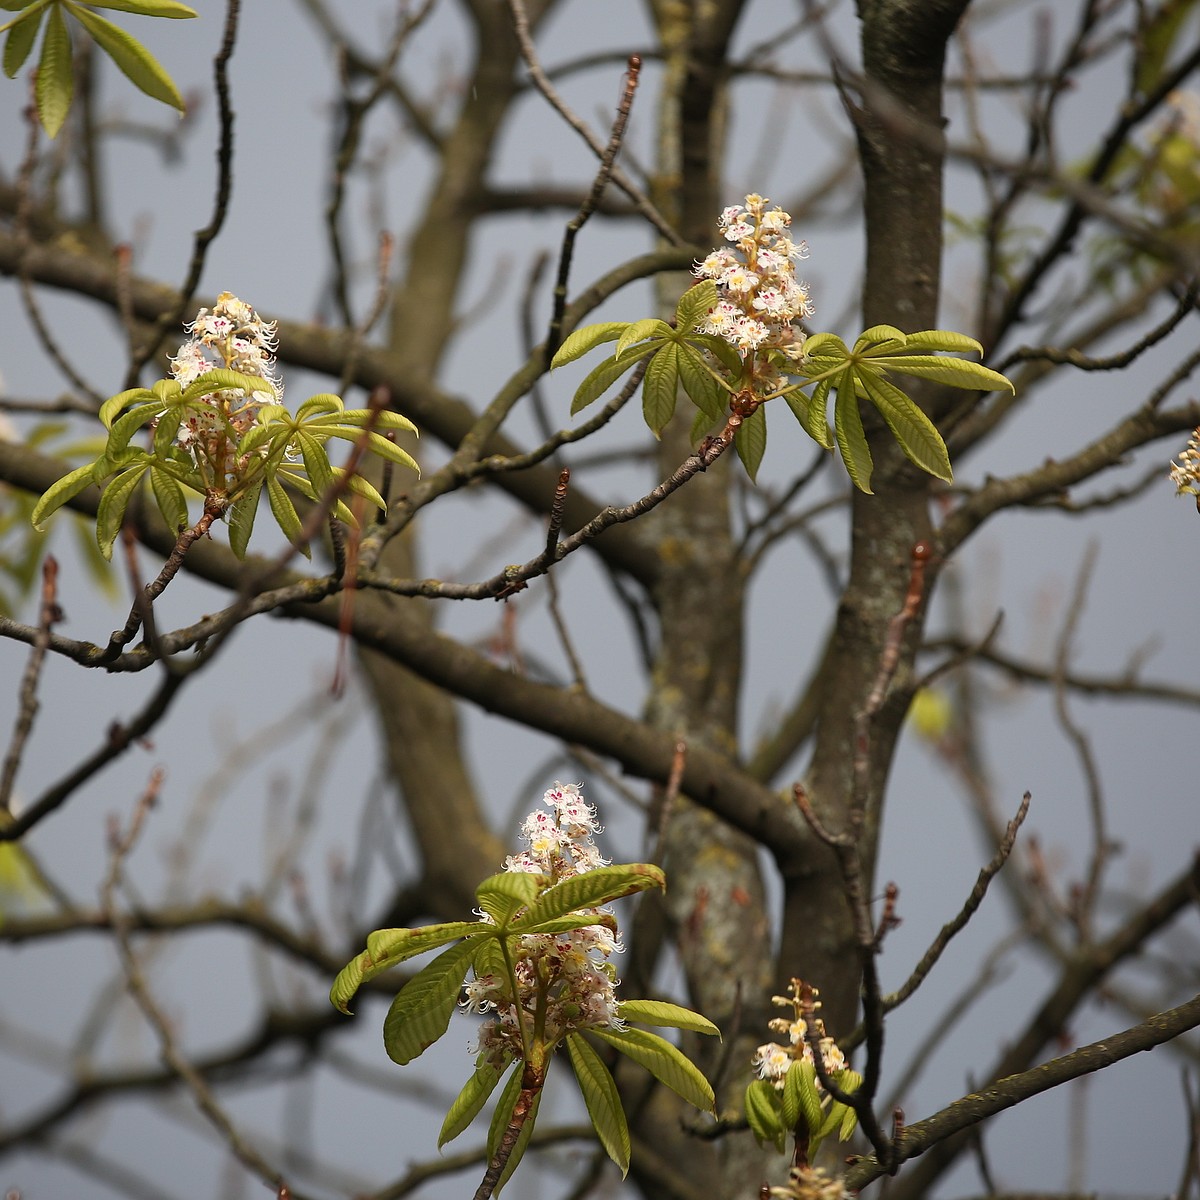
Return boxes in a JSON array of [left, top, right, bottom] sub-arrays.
[[0, 555, 61, 813]]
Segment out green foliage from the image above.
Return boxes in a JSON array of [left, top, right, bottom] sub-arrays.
[[31, 380, 418, 561], [553, 285, 1015, 490], [331, 855, 718, 1185], [0, 0, 197, 138], [744, 1064, 862, 1162]]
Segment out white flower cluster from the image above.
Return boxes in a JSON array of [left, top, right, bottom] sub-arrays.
[[1169, 427, 1200, 497], [752, 982, 845, 1090], [168, 291, 281, 460], [464, 784, 625, 1068], [693, 193, 814, 378]]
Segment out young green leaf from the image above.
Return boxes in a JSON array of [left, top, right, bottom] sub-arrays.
[[615, 317, 672, 358], [295, 393, 344, 419], [295, 430, 334, 497], [475, 869, 541, 925], [570, 344, 657, 416], [785, 1060, 825, 1138], [439, 1060, 506, 1148], [895, 329, 983, 355], [3, 4, 45, 78], [322, 427, 420, 475], [36, 3, 72, 138], [744, 1079, 786, 1152], [30, 461, 99, 529], [677, 343, 726, 420], [567, 1033, 631, 1176], [832, 369, 873, 494], [854, 324, 908, 354], [265, 473, 307, 556], [512, 863, 665, 929], [734, 404, 766, 481], [149, 466, 189, 533], [331, 467, 387, 514], [329, 920, 480, 1013], [550, 321, 627, 369], [858, 370, 953, 482], [227, 476, 263, 560], [591, 1025, 715, 1113], [641, 343, 679, 437], [870, 353, 1015, 394], [66, 1, 186, 111], [616, 999, 720, 1036], [383, 938, 479, 1066], [674, 279, 718, 331], [84, 1, 197, 18], [95, 462, 150, 559]]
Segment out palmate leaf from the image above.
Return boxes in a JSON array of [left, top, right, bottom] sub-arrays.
[[832, 367, 873, 494], [319, 427, 420, 475], [867, 352, 1014, 394], [511, 863, 665, 929], [65, 0, 185, 110], [677, 342, 726, 420], [616, 999, 720, 1036], [3, 4, 45, 78], [95, 460, 150, 559], [266, 472, 307, 556], [784, 376, 833, 449], [439, 1059, 506, 1148], [590, 1025, 715, 1113], [567, 1033, 630, 1176], [35, 2, 71, 138], [674, 279, 718, 330], [858, 369, 953, 482], [83, 1, 196, 17], [734, 404, 766, 481], [475, 869, 541, 925], [551, 321, 627, 369], [383, 938, 479, 1066], [616, 317, 672, 357], [784, 1060, 825, 1137], [227, 476, 263, 560], [743, 1079, 785, 1152], [642, 342, 678, 437], [570, 343, 658, 416], [148, 465, 188, 534], [30, 461, 98, 530], [329, 920, 481, 1013]]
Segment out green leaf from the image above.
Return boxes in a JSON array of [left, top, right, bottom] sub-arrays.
[[832, 369, 873, 494], [83, 0, 196, 17], [591, 1025, 715, 1113], [266, 473, 308, 556], [323, 427, 420, 475], [858, 370, 953, 482], [65, 1, 185, 110], [149, 466, 188, 534], [854, 324, 908, 354], [179, 369, 273, 406], [786, 1060, 825, 1137], [30, 461, 99, 529], [36, 3, 71, 138], [615, 317, 672, 357], [550, 321, 627, 369], [567, 1034, 630, 1176], [734, 404, 766, 481], [329, 920, 480, 1013], [227, 476, 263, 560], [641, 343, 678, 437], [475, 870, 542, 925], [331, 467, 387, 514], [3, 4, 45, 78], [801, 331, 848, 364], [152, 408, 182, 458], [295, 393, 344, 419], [893, 329, 983, 355], [295, 431, 333, 497], [677, 343, 726, 420], [328, 407, 419, 437], [95, 462, 150, 559], [513, 863, 665, 929], [383, 938, 478, 1065], [674, 280, 719, 331], [744, 1079, 785, 1152], [872, 353, 1014, 394], [570, 344, 657, 416], [439, 1060, 506, 1148], [616, 999, 720, 1036], [487, 1063, 524, 1165], [105, 401, 162, 457]]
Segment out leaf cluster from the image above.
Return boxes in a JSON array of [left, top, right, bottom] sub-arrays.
[[1, 0, 196, 138], [30, 377, 418, 559], [744, 1060, 863, 1161], [553, 283, 1014, 488], [331, 862, 719, 1185]]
